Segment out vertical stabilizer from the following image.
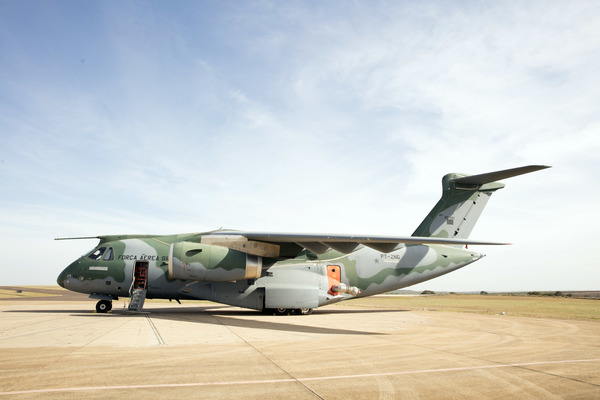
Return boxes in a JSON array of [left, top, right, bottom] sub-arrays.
[[412, 165, 550, 239]]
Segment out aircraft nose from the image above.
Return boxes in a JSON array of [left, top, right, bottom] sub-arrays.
[[57, 259, 78, 288], [57, 268, 67, 288]]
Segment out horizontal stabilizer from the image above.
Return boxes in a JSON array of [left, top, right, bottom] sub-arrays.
[[451, 165, 550, 185]]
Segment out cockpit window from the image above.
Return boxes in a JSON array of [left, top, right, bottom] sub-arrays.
[[103, 247, 114, 261], [88, 247, 106, 260]]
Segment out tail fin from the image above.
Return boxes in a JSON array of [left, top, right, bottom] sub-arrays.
[[412, 165, 550, 239]]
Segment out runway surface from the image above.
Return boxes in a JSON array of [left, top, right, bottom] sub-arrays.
[[1, 297, 599, 399]]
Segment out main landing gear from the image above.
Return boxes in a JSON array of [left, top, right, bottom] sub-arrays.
[[95, 300, 112, 313], [264, 308, 313, 316], [294, 308, 313, 315]]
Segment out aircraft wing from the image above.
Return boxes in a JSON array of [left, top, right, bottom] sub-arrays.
[[201, 231, 509, 258]]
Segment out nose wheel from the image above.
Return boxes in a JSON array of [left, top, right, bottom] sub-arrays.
[[95, 300, 112, 313]]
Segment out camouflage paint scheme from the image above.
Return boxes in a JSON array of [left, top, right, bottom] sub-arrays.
[[57, 166, 549, 314]]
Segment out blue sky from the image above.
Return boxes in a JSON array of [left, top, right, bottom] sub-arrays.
[[1, 1, 599, 290]]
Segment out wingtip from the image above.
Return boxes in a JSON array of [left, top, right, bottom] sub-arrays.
[[531, 164, 552, 170], [54, 236, 100, 241]]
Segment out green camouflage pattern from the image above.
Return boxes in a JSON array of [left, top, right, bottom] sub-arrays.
[[57, 166, 549, 313]]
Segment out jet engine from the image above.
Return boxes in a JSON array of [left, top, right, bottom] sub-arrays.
[[168, 242, 262, 281]]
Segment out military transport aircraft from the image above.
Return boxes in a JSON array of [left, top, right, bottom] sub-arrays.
[[57, 165, 549, 314]]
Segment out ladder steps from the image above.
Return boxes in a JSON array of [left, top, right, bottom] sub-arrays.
[[128, 288, 147, 312]]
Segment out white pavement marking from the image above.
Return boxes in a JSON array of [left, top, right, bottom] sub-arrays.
[[1, 358, 599, 396]]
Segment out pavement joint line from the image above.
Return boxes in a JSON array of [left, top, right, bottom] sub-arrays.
[[0, 320, 92, 341], [207, 312, 324, 399], [145, 314, 166, 346], [509, 361, 600, 388], [1, 358, 599, 396], [379, 334, 600, 389]]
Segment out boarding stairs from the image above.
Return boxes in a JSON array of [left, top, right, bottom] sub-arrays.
[[128, 288, 147, 312]]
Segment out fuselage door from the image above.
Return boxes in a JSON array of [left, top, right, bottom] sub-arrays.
[[133, 261, 149, 290]]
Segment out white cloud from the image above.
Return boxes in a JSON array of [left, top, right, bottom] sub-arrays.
[[1, 1, 599, 288]]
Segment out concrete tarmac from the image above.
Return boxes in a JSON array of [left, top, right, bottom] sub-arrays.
[[0, 297, 599, 399]]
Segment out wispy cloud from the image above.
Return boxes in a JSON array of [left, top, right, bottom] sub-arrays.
[[1, 1, 599, 289]]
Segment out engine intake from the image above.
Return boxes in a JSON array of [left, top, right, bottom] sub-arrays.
[[168, 242, 262, 281]]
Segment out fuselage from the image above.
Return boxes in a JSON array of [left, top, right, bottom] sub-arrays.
[[57, 233, 483, 312], [57, 166, 549, 313]]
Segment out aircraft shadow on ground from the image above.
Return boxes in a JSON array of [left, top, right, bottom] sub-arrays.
[[135, 308, 395, 336], [4, 309, 98, 314], [4, 306, 405, 336], [3, 306, 408, 316]]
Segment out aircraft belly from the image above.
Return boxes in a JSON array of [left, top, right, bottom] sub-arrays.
[[178, 281, 264, 310]]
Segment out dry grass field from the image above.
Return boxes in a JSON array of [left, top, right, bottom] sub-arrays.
[[1, 286, 598, 320], [0, 288, 59, 299], [344, 294, 600, 320]]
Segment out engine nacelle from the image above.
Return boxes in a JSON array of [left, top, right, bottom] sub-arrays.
[[168, 241, 262, 281]]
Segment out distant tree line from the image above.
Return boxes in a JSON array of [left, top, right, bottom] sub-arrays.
[[527, 291, 571, 297], [418, 290, 575, 297]]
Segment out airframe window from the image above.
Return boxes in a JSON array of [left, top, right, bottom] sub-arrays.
[[103, 247, 114, 261], [88, 247, 106, 260]]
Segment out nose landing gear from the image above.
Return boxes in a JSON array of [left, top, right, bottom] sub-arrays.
[[95, 300, 112, 313]]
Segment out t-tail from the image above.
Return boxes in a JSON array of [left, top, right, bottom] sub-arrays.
[[412, 165, 550, 239]]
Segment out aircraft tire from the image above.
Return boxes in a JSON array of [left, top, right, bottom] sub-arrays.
[[293, 308, 313, 315], [96, 300, 112, 313], [274, 308, 290, 316]]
